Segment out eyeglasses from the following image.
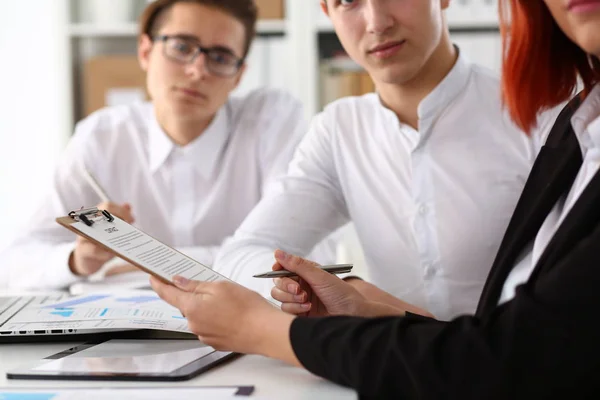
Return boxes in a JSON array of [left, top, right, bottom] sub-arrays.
[[153, 34, 244, 77]]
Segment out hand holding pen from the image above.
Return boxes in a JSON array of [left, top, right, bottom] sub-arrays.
[[267, 250, 366, 318], [69, 168, 135, 277]]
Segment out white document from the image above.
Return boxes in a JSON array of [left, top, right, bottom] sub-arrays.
[[0, 387, 256, 399], [70, 214, 228, 284], [1, 290, 191, 333]]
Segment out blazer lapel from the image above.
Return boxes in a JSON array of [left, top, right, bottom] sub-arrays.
[[529, 167, 600, 283], [476, 102, 583, 317]]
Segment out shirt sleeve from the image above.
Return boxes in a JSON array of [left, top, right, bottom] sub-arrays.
[[213, 108, 350, 297], [288, 222, 600, 398], [0, 117, 108, 290]]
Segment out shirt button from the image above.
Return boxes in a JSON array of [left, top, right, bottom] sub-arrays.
[[418, 204, 428, 215]]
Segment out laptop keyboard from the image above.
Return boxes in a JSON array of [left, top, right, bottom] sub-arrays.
[[0, 293, 69, 327], [0, 297, 12, 310]]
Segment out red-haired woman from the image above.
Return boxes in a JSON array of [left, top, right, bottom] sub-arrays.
[[151, 0, 600, 397]]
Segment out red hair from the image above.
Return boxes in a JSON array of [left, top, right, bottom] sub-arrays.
[[500, 0, 600, 133]]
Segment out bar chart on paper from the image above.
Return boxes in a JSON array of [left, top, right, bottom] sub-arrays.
[[1, 291, 191, 334]]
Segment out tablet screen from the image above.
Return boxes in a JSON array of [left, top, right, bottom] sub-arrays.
[[33, 340, 214, 374]]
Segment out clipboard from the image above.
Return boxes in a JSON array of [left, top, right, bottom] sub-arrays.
[[57, 207, 231, 286]]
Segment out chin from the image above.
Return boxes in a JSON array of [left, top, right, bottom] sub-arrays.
[[171, 99, 203, 111]]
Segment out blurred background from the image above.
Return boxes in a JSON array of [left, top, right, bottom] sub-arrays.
[[0, 0, 500, 253]]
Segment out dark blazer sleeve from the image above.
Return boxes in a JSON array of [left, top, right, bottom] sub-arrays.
[[290, 225, 600, 399]]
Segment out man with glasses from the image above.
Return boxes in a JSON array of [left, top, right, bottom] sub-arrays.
[[1, 0, 337, 290]]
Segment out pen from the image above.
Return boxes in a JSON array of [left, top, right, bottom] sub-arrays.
[[83, 167, 111, 203], [253, 264, 353, 278]]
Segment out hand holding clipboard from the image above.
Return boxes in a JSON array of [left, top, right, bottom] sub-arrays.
[[70, 169, 135, 277], [57, 207, 229, 285]]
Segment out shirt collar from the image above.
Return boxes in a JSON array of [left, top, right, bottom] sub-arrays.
[[571, 84, 600, 155], [418, 47, 472, 121], [374, 47, 471, 123], [148, 103, 231, 179]]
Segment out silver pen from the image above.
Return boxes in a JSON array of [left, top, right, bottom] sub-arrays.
[[253, 264, 353, 278], [83, 167, 111, 203]]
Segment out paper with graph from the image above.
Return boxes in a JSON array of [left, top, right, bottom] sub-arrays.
[[2, 290, 191, 333]]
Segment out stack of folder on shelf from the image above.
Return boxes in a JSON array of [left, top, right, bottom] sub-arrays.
[[319, 57, 376, 108]]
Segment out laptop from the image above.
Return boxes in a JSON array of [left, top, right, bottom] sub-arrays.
[[0, 294, 191, 342]]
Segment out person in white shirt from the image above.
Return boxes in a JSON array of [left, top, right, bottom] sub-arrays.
[[213, 0, 558, 320], [0, 0, 335, 290]]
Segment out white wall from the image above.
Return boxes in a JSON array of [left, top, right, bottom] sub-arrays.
[[0, 0, 71, 249]]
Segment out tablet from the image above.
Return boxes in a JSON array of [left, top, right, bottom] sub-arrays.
[[7, 339, 238, 381]]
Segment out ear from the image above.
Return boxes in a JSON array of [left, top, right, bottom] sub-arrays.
[[138, 34, 153, 72], [320, 0, 329, 17], [232, 63, 247, 89], [441, 0, 450, 11]]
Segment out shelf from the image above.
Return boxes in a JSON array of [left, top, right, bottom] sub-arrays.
[[69, 20, 288, 37], [315, 17, 498, 35], [256, 19, 288, 35]]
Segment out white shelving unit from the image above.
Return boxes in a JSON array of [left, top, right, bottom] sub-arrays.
[[68, 19, 288, 37], [61, 0, 501, 131]]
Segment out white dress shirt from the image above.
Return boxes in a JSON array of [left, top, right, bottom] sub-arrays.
[[0, 88, 337, 290], [500, 85, 600, 304], [214, 53, 551, 320]]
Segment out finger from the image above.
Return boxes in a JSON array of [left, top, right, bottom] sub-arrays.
[[271, 261, 302, 274], [122, 203, 135, 223], [273, 277, 302, 295], [274, 250, 338, 287], [150, 276, 192, 309], [271, 261, 283, 271], [281, 301, 311, 315], [172, 276, 208, 294], [271, 286, 307, 303]]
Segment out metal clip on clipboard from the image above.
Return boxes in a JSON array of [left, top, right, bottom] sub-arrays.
[[68, 207, 114, 227]]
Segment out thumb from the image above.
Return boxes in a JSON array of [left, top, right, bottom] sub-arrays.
[[172, 276, 205, 293], [121, 203, 135, 223], [274, 250, 337, 287]]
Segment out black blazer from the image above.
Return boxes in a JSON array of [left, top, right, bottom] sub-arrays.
[[289, 96, 600, 399]]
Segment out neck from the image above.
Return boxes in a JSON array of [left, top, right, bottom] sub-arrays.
[[376, 32, 457, 130], [155, 108, 214, 146]]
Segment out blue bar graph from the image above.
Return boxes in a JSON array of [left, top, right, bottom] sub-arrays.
[[116, 296, 159, 304], [44, 295, 110, 309], [50, 309, 74, 318]]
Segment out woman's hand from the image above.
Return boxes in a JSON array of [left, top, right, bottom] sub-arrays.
[[150, 276, 296, 358], [270, 250, 404, 318]]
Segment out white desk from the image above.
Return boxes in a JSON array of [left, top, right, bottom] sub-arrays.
[[0, 342, 356, 399], [0, 289, 356, 398]]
